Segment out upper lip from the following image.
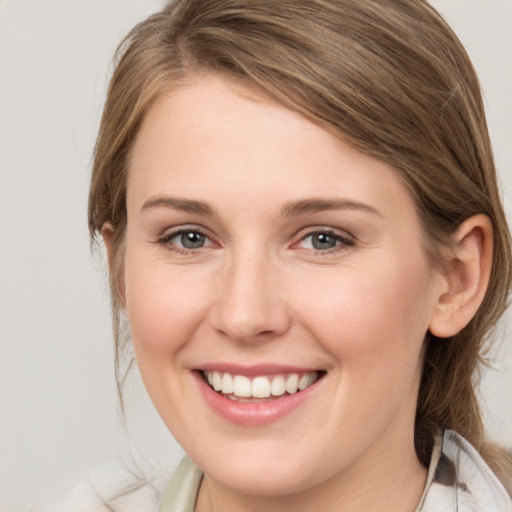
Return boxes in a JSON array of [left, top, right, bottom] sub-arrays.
[[196, 363, 323, 377]]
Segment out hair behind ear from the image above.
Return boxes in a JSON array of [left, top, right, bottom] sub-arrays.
[[416, 214, 510, 490], [481, 442, 512, 497]]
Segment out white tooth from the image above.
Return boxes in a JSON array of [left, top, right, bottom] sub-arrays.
[[271, 375, 286, 396], [252, 376, 271, 398], [212, 371, 222, 391], [285, 374, 299, 394], [221, 373, 233, 394], [298, 373, 315, 390], [207, 372, 214, 386], [233, 375, 252, 397]]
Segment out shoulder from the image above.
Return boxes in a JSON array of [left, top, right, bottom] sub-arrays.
[[419, 430, 512, 512], [27, 460, 171, 512], [28, 456, 202, 512]]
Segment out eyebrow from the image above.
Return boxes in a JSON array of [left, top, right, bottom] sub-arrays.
[[140, 196, 382, 218], [280, 198, 382, 217], [141, 196, 215, 216]]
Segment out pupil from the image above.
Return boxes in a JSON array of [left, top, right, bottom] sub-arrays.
[[312, 233, 336, 250], [181, 232, 205, 249]]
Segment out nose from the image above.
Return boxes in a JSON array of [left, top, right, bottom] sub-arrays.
[[209, 250, 291, 343]]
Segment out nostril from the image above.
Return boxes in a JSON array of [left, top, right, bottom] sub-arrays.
[[256, 330, 275, 337]]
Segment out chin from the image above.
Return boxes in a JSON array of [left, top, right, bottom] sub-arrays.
[[183, 433, 337, 497], [203, 457, 316, 496]]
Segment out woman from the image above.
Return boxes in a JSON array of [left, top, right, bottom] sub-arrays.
[[88, 0, 512, 510]]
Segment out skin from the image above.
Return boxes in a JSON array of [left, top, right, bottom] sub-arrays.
[[108, 74, 492, 512]]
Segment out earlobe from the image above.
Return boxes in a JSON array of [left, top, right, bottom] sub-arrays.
[[101, 222, 126, 308], [429, 215, 493, 338], [101, 222, 116, 270]]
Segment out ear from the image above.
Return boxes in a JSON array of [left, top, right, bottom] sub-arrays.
[[101, 222, 116, 270], [101, 222, 126, 308], [429, 214, 493, 338]]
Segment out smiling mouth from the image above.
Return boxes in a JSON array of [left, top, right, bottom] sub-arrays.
[[201, 370, 325, 402]]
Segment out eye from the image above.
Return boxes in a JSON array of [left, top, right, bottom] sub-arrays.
[[158, 228, 215, 252], [174, 231, 208, 249], [296, 230, 354, 252]]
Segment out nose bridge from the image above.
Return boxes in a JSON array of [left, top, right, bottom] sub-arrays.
[[211, 244, 290, 342]]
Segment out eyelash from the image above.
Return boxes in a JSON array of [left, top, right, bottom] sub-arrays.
[[294, 228, 355, 254], [157, 226, 215, 255], [156, 226, 355, 255]]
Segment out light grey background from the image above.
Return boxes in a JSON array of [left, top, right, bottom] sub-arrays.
[[0, 0, 511, 509]]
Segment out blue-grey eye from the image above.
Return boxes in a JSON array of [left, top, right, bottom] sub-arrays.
[[310, 232, 338, 250], [298, 230, 353, 251], [179, 231, 206, 249]]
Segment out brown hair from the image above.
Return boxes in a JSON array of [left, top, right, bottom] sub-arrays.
[[88, 0, 512, 489]]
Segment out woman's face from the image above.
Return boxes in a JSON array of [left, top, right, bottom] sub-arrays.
[[122, 75, 443, 497]]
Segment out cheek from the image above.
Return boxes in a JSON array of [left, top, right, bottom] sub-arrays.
[[292, 256, 433, 372], [290, 259, 433, 449], [123, 246, 212, 355]]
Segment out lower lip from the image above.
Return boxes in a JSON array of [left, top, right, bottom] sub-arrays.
[[193, 371, 322, 426]]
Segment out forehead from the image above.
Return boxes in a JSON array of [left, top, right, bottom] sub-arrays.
[[127, 74, 416, 221]]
